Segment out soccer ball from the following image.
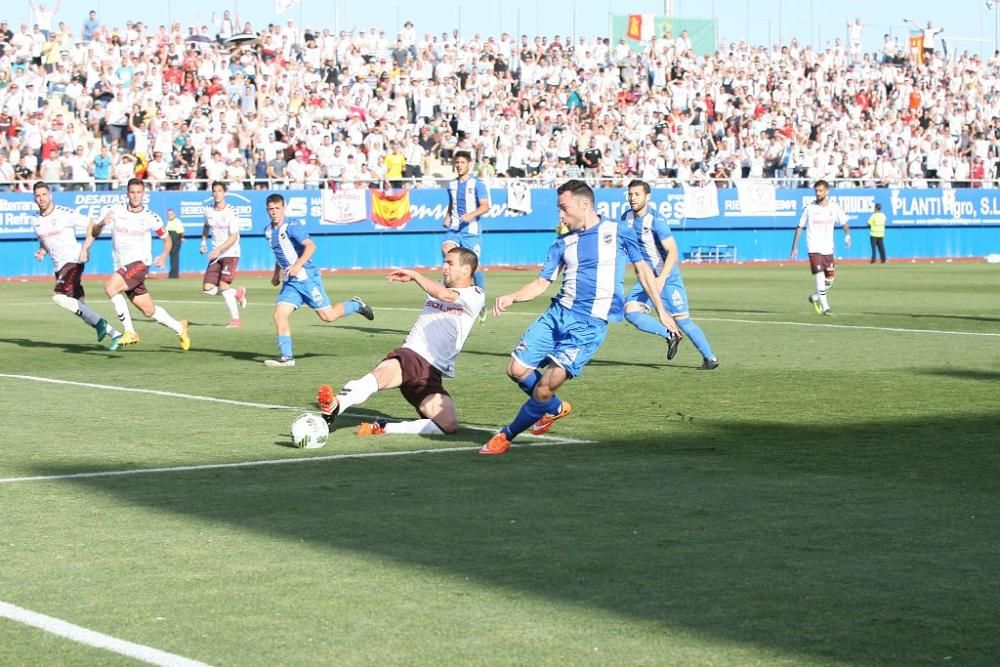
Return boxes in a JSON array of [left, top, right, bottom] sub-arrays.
[[290, 413, 329, 449]]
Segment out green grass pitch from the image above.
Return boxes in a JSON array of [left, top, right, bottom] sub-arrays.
[[1, 262, 998, 666]]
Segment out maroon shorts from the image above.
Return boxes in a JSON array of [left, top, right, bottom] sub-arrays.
[[203, 256, 239, 286], [117, 261, 149, 299], [383, 347, 450, 414], [54, 262, 85, 299], [808, 253, 836, 276]]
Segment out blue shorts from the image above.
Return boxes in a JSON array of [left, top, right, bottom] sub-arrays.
[[442, 231, 482, 258], [277, 277, 332, 310], [512, 306, 607, 378], [626, 281, 689, 317]]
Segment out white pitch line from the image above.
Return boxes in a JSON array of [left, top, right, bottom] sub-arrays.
[[0, 438, 590, 485], [0, 600, 210, 667], [5, 301, 998, 337], [700, 316, 1000, 337], [0, 374, 594, 484], [0, 373, 589, 443]]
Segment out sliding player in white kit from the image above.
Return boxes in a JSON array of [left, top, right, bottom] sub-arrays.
[[30, 181, 124, 349], [81, 178, 191, 350], [790, 179, 852, 316], [316, 247, 485, 436], [200, 181, 247, 327]]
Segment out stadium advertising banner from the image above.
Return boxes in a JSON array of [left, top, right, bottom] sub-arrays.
[[1, 187, 998, 241]]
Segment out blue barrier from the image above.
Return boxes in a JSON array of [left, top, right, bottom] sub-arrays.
[[2, 187, 998, 277]]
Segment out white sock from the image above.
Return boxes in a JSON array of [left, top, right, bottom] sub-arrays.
[[814, 273, 830, 310], [52, 294, 101, 327], [75, 299, 105, 327], [337, 373, 380, 411], [151, 306, 183, 334], [221, 288, 240, 319], [110, 293, 135, 332], [383, 419, 446, 435]]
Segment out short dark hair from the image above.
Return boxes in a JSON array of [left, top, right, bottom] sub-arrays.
[[874, 203, 882, 211], [211, 180, 228, 191], [814, 179, 830, 189], [126, 177, 145, 190], [556, 179, 594, 204], [266, 193, 285, 206], [453, 150, 472, 162], [446, 246, 479, 274], [627, 179, 651, 194], [32, 181, 50, 193]]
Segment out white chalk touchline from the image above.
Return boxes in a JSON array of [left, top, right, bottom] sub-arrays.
[[0, 374, 594, 484], [0, 439, 586, 485], [0, 600, 210, 667], [700, 316, 1000, 337], [5, 300, 997, 337]]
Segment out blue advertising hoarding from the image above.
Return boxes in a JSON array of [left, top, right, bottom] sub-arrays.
[[1, 186, 998, 277]]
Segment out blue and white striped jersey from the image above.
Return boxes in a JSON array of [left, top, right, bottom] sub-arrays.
[[620, 207, 684, 286], [539, 216, 645, 322], [447, 176, 490, 235], [265, 220, 317, 282]]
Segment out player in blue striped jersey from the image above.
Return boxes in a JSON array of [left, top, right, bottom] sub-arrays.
[[444, 151, 490, 320], [263, 194, 374, 368], [479, 180, 681, 455], [622, 180, 718, 369]]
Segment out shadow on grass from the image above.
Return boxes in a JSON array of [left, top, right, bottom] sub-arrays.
[[0, 338, 116, 354], [30, 411, 1000, 665], [917, 367, 1000, 382]]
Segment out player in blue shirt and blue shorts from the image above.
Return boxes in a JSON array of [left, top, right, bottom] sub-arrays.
[[444, 150, 490, 321], [622, 179, 718, 369], [263, 193, 374, 367], [479, 180, 681, 455]]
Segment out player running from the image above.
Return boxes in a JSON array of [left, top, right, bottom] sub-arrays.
[[444, 150, 490, 322], [790, 179, 851, 315], [622, 179, 718, 369], [316, 247, 484, 436], [263, 193, 374, 368], [81, 178, 190, 350], [200, 181, 248, 327], [30, 181, 123, 349], [479, 180, 679, 455]]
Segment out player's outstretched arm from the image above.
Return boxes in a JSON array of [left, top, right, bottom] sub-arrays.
[[494, 277, 550, 317], [387, 269, 459, 303]]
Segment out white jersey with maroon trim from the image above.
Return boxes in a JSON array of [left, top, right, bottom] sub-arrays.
[[106, 204, 166, 269], [799, 200, 848, 255], [204, 204, 241, 258], [32, 205, 88, 271], [402, 285, 485, 377]]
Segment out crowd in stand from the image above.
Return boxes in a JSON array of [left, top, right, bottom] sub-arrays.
[[1, 4, 1000, 192]]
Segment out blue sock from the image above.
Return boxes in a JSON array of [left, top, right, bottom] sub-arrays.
[[342, 299, 361, 316], [473, 270, 485, 291], [678, 318, 715, 359], [516, 370, 541, 396], [277, 335, 293, 357], [502, 395, 561, 440], [625, 310, 670, 338]]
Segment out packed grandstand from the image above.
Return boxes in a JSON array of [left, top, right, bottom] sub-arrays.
[[0, 9, 997, 191]]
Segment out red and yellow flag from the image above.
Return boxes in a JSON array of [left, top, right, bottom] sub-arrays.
[[626, 14, 654, 42], [371, 189, 412, 229]]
